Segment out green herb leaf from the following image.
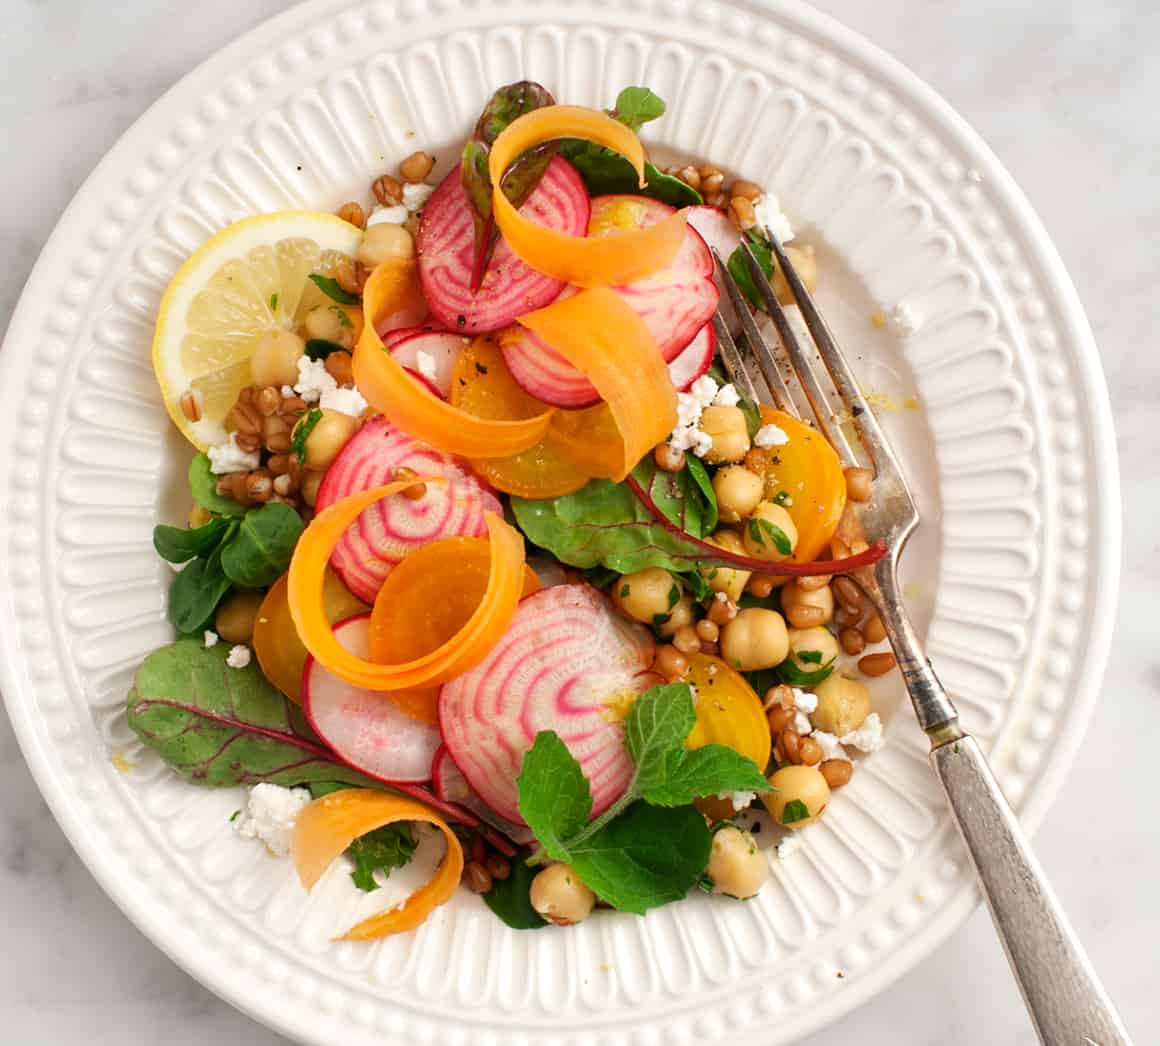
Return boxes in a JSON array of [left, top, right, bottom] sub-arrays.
[[644, 745, 770, 808], [304, 339, 347, 361], [683, 454, 718, 534], [127, 640, 376, 788], [308, 273, 360, 305], [220, 503, 305, 589], [516, 731, 593, 862], [727, 231, 776, 310], [780, 799, 811, 825], [666, 583, 680, 610], [560, 143, 701, 207], [269, 292, 279, 312], [797, 649, 823, 664], [483, 850, 548, 930], [189, 454, 246, 517], [167, 547, 232, 633], [776, 656, 837, 687], [620, 583, 632, 598], [567, 803, 712, 915], [291, 408, 323, 463], [610, 86, 666, 132], [348, 822, 418, 892], [308, 781, 353, 799], [773, 490, 791, 506], [153, 516, 234, 564], [738, 396, 763, 440], [747, 517, 792, 555], [330, 305, 353, 328]]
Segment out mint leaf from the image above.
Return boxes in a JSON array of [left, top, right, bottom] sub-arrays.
[[643, 744, 769, 807], [291, 408, 323, 463], [348, 822, 417, 892], [517, 732, 593, 862], [568, 803, 711, 914], [483, 850, 547, 930], [611, 86, 666, 132], [780, 799, 810, 825], [747, 517, 791, 555], [623, 683, 697, 795], [308, 273, 360, 304]]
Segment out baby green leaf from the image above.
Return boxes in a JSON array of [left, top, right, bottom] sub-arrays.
[[308, 273, 360, 305], [220, 503, 304, 589], [517, 732, 593, 863], [610, 86, 666, 132], [189, 454, 246, 517], [127, 640, 373, 788], [683, 455, 718, 534], [727, 231, 776, 310], [567, 803, 712, 915], [483, 851, 548, 930], [348, 823, 417, 892], [167, 548, 232, 633], [153, 516, 234, 564]]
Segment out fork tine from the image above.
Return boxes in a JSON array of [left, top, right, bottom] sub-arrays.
[[711, 311, 762, 404], [763, 228, 907, 484], [712, 248, 799, 417], [736, 240, 859, 467]]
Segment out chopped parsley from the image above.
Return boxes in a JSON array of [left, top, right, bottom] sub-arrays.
[[747, 517, 792, 555], [291, 408, 323, 462], [781, 799, 811, 825]]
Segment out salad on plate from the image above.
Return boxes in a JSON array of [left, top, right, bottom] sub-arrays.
[[129, 82, 896, 938]]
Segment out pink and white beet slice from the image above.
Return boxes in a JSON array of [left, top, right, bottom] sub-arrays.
[[389, 329, 470, 399], [430, 746, 536, 846], [501, 194, 719, 407], [417, 155, 590, 335], [314, 418, 501, 603], [439, 584, 658, 825], [303, 614, 441, 784]]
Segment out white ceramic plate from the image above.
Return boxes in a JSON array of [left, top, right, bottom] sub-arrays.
[[0, 1, 1119, 1044]]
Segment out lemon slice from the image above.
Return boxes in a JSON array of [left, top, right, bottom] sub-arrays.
[[153, 211, 364, 448]]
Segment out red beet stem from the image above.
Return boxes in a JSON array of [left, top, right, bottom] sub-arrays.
[[626, 474, 888, 575]]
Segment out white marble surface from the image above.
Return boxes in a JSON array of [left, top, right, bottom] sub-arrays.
[[0, 1, 1154, 1043]]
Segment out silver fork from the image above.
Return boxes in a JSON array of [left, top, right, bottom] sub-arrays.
[[713, 236, 1132, 1046]]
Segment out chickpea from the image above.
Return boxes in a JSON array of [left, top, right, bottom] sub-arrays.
[[742, 501, 798, 562], [613, 567, 679, 626], [763, 764, 831, 828], [302, 304, 352, 347], [357, 223, 415, 269], [707, 826, 768, 899], [658, 594, 694, 637], [698, 530, 751, 603], [771, 244, 819, 305], [785, 625, 840, 674], [719, 607, 789, 672], [699, 405, 751, 464], [300, 469, 325, 507], [214, 591, 265, 644], [300, 409, 359, 471], [712, 465, 765, 523], [811, 673, 871, 736], [529, 863, 595, 926], [250, 329, 306, 387], [781, 579, 835, 624]]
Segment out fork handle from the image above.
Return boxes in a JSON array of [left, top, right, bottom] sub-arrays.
[[932, 736, 1132, 1044]]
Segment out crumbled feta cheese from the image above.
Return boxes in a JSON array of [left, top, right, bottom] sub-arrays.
[[793, 688, 818, 715], [207, 433, 260, 475], [811, 730, 851, 763], [203, 630, 219, 648], [890, 301, 923, 335], [234, 783, 312, 856], [793, 710, 813, 736], [840, 712, 886, 753], [415, 350, 438, 383], [753, 423, 790, 448], [294, 356, 338, 404], [670, 376, 720, 457], [319, 385, 368, 417], [713, 383, 741, 407], [670, 425, 714, 457], [752, 193, 794, 244], [402, 182, 435, 212], [717, 790, 757, 812], [366, 203, 409, 227], [777, 834, 804, 860], [226, 645, 251, 669], [687, 374, 719, 405]]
